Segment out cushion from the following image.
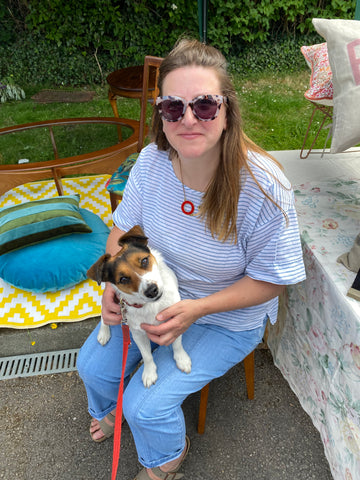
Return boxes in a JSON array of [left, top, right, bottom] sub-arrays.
[[106, 152, 138, 195], [301, 43, 333, 105], [0, 194, 91, 255], [313, 18, 360, 153], [0, 208, 110, 292]]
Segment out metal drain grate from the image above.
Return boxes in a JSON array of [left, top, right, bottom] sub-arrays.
[[0, 348, 79, 380]]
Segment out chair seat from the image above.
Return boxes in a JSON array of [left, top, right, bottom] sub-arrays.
[[105, 152, 138, 196]]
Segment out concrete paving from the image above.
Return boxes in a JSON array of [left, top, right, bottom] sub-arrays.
[[0, 318, 333, 480]]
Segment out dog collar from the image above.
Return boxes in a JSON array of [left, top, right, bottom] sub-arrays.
[[121, 298, 144, 309]]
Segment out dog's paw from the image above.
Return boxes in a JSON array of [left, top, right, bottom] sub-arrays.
[[174, 350, 192, 374], [97, 325, 111, 346], [142, 362, 158, 388]]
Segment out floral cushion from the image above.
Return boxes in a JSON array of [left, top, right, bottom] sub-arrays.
[[313, 18, 360, 153], [301, 42, 333, 106], [105, 153, 139, 196]]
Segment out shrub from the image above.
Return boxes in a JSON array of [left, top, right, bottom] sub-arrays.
[[0, 76, 25, 103], [0, 0, 356, 87]]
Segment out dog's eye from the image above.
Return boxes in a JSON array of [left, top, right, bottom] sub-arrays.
[[140, 257, 149, 268], [119, 276, 130, 285]]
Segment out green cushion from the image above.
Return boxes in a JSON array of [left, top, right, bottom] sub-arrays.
[[0, 208, 109, 292], [0, 194, 92, 255], [106, 153, 138, 196]]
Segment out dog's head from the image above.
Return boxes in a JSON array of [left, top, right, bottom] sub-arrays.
[[87, 225, 163, 304]]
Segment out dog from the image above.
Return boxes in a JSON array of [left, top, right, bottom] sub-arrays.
[[87, 225, 192, 387]]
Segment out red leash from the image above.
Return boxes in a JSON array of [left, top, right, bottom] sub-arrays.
[[111, 323, 131, 480]]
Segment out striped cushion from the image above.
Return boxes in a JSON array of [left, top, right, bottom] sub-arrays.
[[0, 194, 91, 255], [105, 153, 138, 196]]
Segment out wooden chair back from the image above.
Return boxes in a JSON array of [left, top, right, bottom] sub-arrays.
[[138, 55, 163, 151]]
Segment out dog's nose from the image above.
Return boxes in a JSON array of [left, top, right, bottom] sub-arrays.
[[144, 283, 159, 299]]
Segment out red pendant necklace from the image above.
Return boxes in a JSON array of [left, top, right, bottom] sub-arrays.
[[179, 160, 195, 216]]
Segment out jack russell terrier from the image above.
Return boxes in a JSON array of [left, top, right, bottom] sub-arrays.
[[87, 225, 192, 387]]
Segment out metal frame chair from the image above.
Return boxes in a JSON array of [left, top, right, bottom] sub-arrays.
[[300, 101, 333, 159]]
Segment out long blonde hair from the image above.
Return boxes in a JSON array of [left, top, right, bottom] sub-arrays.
[[152, 38, 286, 243]]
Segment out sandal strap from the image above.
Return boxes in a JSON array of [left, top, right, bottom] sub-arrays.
[[98, 412, 115, 436], [134, 467, 184, 479], [151, 468, 184, 479]]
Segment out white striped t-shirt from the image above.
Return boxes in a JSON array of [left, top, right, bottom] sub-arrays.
[[113, 143, 305, 331]]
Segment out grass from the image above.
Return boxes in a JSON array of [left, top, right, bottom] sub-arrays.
[[0, 69, 331, 166]]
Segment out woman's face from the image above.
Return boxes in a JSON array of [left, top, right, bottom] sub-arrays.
[[161, 65, 227, 164]]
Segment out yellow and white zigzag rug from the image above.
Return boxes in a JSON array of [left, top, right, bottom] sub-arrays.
[[0, 175, 112, 329]]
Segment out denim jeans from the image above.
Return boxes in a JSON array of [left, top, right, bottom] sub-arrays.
[[77, 319, 266, 468]]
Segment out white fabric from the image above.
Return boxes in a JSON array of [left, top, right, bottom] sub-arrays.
[[313, 18, 360, 153], [113, 143, 306, 331]]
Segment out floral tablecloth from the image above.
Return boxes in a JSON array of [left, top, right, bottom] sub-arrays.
[[268, 177, 360, 480]]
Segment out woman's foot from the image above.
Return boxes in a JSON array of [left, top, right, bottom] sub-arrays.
[[90, 410, 116, 442], [134, 436, 190, 480]]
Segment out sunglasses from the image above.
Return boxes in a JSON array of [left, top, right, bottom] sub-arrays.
[[156, 94, 227, 122]]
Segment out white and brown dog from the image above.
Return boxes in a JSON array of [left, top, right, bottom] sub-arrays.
[[87, 225, 192, 387]]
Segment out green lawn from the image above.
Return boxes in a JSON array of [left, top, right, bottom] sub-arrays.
[[0, 69, 329, 165]]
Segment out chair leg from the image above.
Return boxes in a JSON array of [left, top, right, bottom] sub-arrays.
[[197, 351, 255, 434], [108, 89, 123, 141], [109, 192, 121, 213], [197, 383, 209, 435], [244, 350, 255, 399], [300, 103, 333, 159]]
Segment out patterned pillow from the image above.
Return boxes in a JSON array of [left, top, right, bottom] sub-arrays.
[[313, 18, 360, 153], [0, 194, 91, 255], [106, 152, 138, 196], [301, 43, 333, 106], [0, 208, 109, 292]]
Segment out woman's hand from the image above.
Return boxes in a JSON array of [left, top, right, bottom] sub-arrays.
[[141, 299, 201, 346], [101, 283, 123, 326], [140, 276, 285, 346]]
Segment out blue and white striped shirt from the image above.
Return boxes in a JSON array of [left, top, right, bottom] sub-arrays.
[[113, 143, 305, 331]]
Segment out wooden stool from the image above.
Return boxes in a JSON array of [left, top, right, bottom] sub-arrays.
[[197, 350, 255, 434], [107, 65, 157, 120]]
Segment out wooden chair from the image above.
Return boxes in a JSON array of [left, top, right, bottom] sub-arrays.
[[107, 55, 163, 212], [197, 350, 255, 434]]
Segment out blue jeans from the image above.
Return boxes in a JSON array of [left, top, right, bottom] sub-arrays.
[[77, 319, 266, 469]]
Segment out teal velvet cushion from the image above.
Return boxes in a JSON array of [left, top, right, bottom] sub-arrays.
[[0, 208, 110, 293], [105, 153, 138, 196], [0, 194, 91, 255]]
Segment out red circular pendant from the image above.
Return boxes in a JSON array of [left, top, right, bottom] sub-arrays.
[[181, 200, 195, 215]]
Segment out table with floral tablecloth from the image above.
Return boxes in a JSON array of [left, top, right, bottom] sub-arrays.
[[267, 177, 360, 480]]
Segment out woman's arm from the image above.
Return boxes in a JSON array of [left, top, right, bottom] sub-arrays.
[[141, 276, 285, 346]]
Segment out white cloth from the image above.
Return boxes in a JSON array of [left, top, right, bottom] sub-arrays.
[[113, 143, 306, 331]]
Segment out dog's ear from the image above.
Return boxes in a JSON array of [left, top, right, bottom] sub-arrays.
[[118, 225, 148, 247], [87, 254, 111, 285]]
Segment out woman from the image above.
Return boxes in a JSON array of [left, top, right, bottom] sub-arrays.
[[77, 38, 306, 480]]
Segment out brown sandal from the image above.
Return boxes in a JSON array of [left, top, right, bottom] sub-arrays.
[[133, 435, 190, 479], [90, 412, 116, 443]]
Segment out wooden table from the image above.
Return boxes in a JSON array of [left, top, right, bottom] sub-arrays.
[[0, 117, 139, 196]]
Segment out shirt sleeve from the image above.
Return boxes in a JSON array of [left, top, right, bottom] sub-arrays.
[[244, 190, 306, 285]]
